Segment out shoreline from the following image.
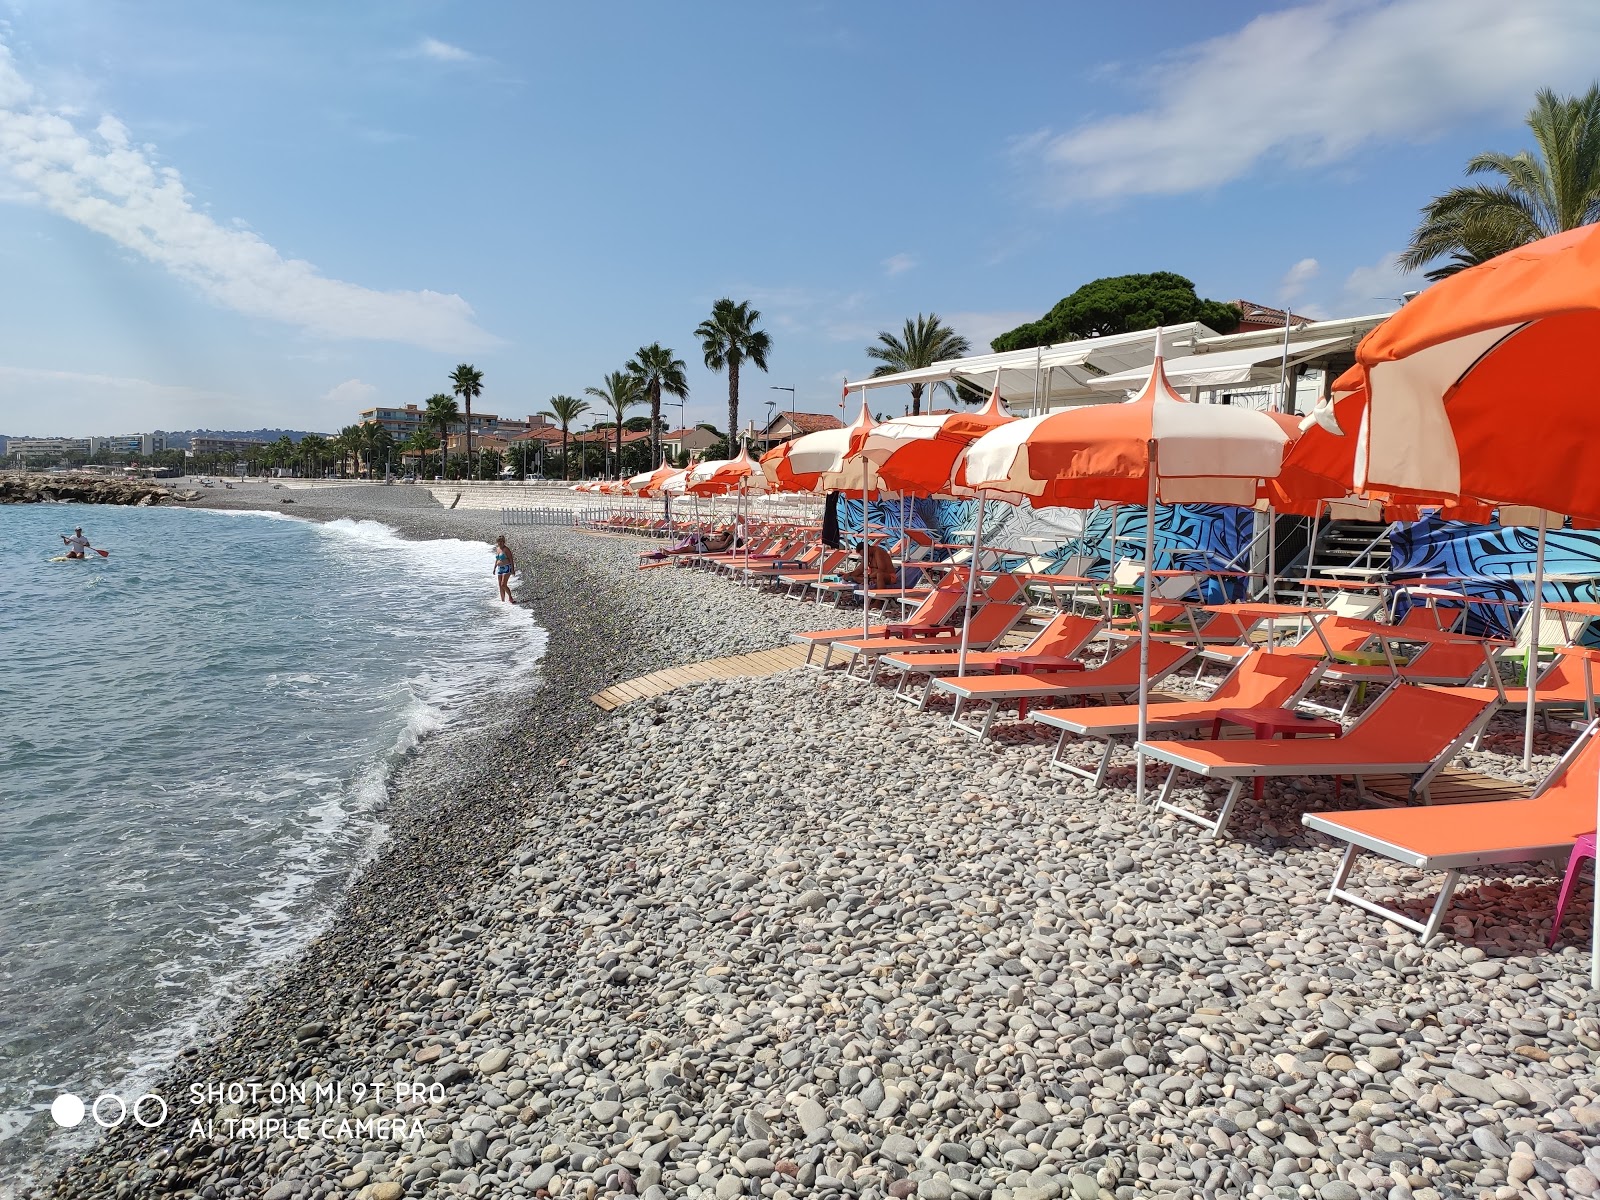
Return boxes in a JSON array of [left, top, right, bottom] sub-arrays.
[[26, 485, 1600, 1200], [27, 484, 837, 1199]]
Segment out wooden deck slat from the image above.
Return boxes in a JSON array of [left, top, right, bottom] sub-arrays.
[[589, 643, 810, 709]]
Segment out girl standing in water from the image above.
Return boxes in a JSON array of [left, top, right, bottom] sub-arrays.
[[492, 535, 516, 602]]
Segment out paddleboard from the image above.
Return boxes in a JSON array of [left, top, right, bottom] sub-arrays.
[[49, 555, 89, 562]]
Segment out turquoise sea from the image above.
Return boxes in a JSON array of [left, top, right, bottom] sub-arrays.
[[0, 503, 545, 1182]]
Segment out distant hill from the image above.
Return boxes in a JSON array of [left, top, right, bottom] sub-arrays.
[[161, 429, 334, 449]]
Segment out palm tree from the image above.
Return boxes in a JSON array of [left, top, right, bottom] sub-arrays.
[[541, 395, 590, 480], [585, 372, 645, 478], [334, 425, 364, 477], [298, 434, 328, 478], [626, 343, 689, 464], [425, 393, 460, 477], [450, 364, 484, 476], [864, 314, 972, 416], [402, 428, 438, 477], [1400, 85, 1600, 281], [357, 424, 394, 478], [695, 298, 771, 451]]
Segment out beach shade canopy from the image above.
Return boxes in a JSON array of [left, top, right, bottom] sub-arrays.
[[760, 402, 888, 494], [857, 380, 1015, 497], [688, 444, 768, 497], [627, 457, 679, 497], [1353, 224, 1600, 521], [964, 332, 1291, 805], [1265, 382, 1495, 520], [962, 337, 1290, 506]]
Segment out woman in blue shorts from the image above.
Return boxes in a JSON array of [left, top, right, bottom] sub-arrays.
[[492, 535, 516, 603]]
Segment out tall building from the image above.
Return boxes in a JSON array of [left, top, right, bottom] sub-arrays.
[[5, 436, 92, 462], [89, 433, 167, 456], [190, 436, 267, 455]]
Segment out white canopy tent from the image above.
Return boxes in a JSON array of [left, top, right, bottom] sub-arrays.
[[1085, 336, 1348, 394], [846, 323, 1217, 412]]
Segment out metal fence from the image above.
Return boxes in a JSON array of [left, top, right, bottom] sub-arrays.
[[501, 507, 578, 526]]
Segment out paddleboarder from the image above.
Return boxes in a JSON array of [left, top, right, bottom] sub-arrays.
[[60, 527, 92, 559]]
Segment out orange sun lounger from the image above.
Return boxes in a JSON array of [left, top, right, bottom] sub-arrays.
[[931, 641, 1196, 740], [878, 614, 1107, 706], [1303, 722, 1600, 942], [830, 603, 1029, 679], [789, 588, 968, 667], [1030, 653, 1324, 789], [1138, 684, 1499, 841]]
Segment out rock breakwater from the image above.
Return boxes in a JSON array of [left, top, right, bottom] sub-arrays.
[[0, 473, 198, 505]]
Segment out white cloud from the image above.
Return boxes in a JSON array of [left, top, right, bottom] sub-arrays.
[[1279, 258, 1319, 305], [882, 252, 916, 277], [415, 37, 476, 63], [1020, 0, 1600, 202], [321, 378, 377, 408], [0, 42, 497, 352], [1337, 250, 1423, 314]]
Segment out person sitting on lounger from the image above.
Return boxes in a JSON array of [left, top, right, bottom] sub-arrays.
[[861, 540, 897, 590]]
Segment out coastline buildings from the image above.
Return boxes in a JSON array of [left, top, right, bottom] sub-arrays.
[[4, 431, 170, 463], [359, 404, 556, 442], [190, 435, 266, 455]]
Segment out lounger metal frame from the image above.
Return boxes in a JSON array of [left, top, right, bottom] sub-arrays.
[[1304, 721, 1598, 943], [1034, 659, 1326, 790], [936, 646, 1196, 740], [1138, 683, 1499, 841]]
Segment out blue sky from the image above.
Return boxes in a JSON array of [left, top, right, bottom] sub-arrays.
[[1, 0, 1598, 437]]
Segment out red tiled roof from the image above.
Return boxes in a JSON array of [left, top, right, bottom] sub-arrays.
[[1230, 300, 1315, 328], [509, 427, 566, 443], [663, 427, 717, 439], [573, 428, 652, 444], [772, 411, 843, 434]]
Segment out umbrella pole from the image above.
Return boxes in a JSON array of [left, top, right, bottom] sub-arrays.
[[862, 454, 871, 641], [1523, 510, 1548, 768], [1592, 723, 1600, 991], [957, 494, 987, 677], [1305, 508, 1319, 584], [1136, 453, 1157, 806], [1267, 504, 1277, 605], [900, 492, 908, 607]]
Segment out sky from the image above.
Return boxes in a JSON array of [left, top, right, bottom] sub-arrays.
[[1, 0, 1598, 438]]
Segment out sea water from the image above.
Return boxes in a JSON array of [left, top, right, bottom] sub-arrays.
[[0, 502, 546, 1183]]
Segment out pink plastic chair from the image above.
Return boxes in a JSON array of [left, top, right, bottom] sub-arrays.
[[1550, 832, 1598, 947]]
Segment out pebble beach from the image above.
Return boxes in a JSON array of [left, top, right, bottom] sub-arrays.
[[30, 483, 1600, 1200]]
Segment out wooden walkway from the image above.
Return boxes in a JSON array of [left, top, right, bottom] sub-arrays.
[[590, 644, 810, 711], [1365, 767, 1525, 805]]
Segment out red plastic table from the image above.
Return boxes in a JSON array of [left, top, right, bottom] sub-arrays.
[[1211, 706, 1342, 800], [995, 654, 1085, 718]]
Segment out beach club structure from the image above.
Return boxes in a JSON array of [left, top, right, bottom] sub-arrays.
[[559, 228, 1600, 977]]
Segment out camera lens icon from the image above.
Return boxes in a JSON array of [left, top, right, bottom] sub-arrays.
[[50, 1092, 167, 1129]]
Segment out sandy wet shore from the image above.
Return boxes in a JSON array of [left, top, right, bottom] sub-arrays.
[[29, 482, 1600, 1200]]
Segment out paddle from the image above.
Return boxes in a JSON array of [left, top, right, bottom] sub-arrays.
[[91, 547, 110, 558]]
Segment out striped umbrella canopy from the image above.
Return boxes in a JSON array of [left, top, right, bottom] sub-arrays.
[[760, 402, 889, 494], [855, 378, 1014, 498]]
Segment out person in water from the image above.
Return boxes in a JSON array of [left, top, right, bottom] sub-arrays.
[[61, 527, 90, 559], [492, 535, 516, 602]]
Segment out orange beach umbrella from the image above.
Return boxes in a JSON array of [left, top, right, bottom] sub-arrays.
[[965, 331, 1290, 802]]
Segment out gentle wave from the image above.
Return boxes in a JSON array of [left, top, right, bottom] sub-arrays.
[[0, 503, 547, 1185]]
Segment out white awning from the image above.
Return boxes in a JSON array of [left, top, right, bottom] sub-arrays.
[[847, 322, 1218, 407], [1086, 336, 1347, 392]]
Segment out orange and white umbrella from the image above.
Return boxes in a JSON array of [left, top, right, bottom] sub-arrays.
[[962, 345, 1289, 507], [1347, 225, 1600, 833], [855, 378, 1014, 497], [965, 331, 1290, 800], [760, 402, 888, 494], [627, 456, 679, 497], [1353, 224, 1600, 522], [687, 444, 768, 497]]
